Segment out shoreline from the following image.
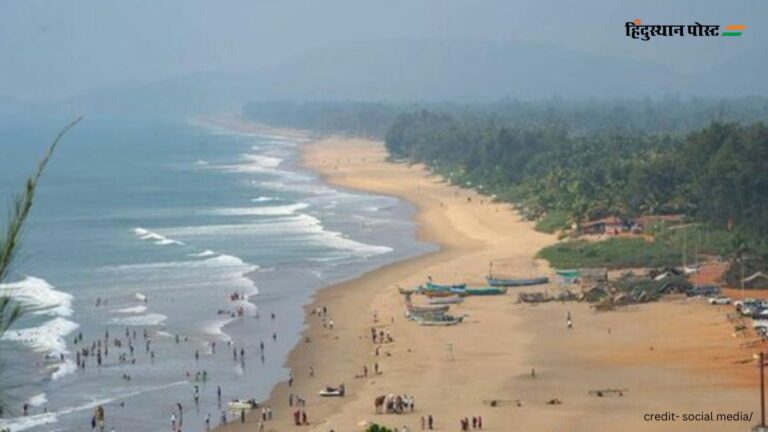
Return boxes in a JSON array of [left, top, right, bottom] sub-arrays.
[[218, 132, 555, 431], [218, 126, 759, 432]]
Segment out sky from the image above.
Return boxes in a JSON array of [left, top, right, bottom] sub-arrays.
[[1, 0, 765, 102]]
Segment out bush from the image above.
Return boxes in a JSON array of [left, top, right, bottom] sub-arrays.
[[537, 237, 681, 269]]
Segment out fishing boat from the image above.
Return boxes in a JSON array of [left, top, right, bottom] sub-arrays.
[[428, 296, 465, 305], [424, 289, 467, 298], [555, 269, 581, 278], [425, 282, 467, 291], [465, 286, 508, 296], [417, 314, 464, 326], [485, 276, 549, 287], [406, 303, 450, 314]]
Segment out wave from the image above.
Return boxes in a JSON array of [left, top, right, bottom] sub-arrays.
[[0, 276, 73, 317], [190, 249, 216, 257], [161, 214, 392, 258], [208, 202, 309, 216], [133, 227, 184, 246], [252, 196, 277, 202], [241, 153, 283, 168], [2, 317, 79, 357], [110, 313, 167, 327], [0, 380, 187, 431], [104, 254, 257, 273], [27, 393, 47, 407], [50, 359, 77, 381], [112, 305, 148, 314]]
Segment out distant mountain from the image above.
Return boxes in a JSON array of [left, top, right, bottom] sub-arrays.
[[253, 39, 685, 101], [42, 38, 768, 116]]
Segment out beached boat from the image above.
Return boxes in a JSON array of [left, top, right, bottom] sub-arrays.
[[465, 286, 508, 296], [485, 276, 549, 287], [318, 385, 345, 397], [424, 282, 467, 291], [555, 269, 581, 278], [417, 314, 464, 326], [428, 296, 465, 305], [406, 304, 450, 314], [424, 289, 467, 298]]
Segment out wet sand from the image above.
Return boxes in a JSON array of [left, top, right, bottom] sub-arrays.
[[218, 136, 760, 432]]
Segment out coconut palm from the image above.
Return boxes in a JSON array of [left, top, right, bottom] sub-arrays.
[[0, 117, 81, 413]]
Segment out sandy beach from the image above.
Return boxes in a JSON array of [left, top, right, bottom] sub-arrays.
[[218, 135, 760, 432]]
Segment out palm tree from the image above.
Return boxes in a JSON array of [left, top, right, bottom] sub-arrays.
[[728, 234, 753, 294], [0, 117, 81, 413]]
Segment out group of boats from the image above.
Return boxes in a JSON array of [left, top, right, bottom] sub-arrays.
[[401, 273, 549, 326]]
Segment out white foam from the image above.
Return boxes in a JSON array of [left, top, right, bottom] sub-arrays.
[[0, 276, 73, 317], [194, 159, 209, 166], [50, 359, 77, 381], [27, 393, 47, 407], [113, 305, 148, 314], [0, 380, 187, 431], [110, 313, 168, 327], [2, 317, 79, 357], [209, 202, 309, 216], [252, 196, 276, 202], [190, 249, 217, 257], [133, 227, 184, 246], [241, 153, 283, 168]]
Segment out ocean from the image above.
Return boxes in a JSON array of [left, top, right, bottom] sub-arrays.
[[0, 115, 433, 431]]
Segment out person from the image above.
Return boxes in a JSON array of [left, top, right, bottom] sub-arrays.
[[91, 415, 97, 432], [421, 416, 425, 430], [302, 410, 307, 425], [240, 408, 245, 423], [171, 413, 177, 431], [217, 386, 222, 403], [309, 366, 314, 378], [289, 393, 294, 406], [329, 319, 334, 330], [205, 413, 211, 431], [567, 318, 573, 330], [428, 414, 434, 430], [363, 365, 368, 377], [478, 416, 483, 429]]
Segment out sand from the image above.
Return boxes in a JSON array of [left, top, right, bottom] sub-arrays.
[[218, 136, 761, 432]]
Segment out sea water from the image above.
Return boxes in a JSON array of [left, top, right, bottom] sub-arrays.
[[0, 115, 433, 431]]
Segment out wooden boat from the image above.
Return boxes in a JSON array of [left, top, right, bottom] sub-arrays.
[[555, 269, 580, 278], [425, 282, 467, 291], [486, 276, 549, 287], [417, 314, 464, 326], [428, 296, 465, 305], [319, 385, 345, 397], [465, 286, 508, 296], [406, 304, 450, 314], [424, 289, 467, 298]]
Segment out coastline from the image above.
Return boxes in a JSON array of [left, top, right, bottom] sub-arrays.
[[219, 130, 759, 432]]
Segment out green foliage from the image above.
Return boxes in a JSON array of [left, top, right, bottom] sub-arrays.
[[537, 238, 682, 269], [0, 118, 80, 413], [535, 210, 571, 234], [366, 424, 396, 432], [386, 112, 768, 241]]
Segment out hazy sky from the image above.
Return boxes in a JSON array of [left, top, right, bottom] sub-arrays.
[[1, 0, 765, 101]]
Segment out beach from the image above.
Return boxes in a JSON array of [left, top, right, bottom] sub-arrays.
[[220, 135, 759, 432]]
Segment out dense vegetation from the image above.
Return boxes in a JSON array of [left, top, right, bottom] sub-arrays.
[[385, 112, 768, 242]]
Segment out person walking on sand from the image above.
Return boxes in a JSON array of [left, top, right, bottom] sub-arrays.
[[567, 318, 573, 330], [240, 408, 245, 423], [302, 410, 308, 425], [478, 416, 483, 429], [428, 414, 434, 430], [329, 319, 334, 330], [309, 366, 314, 378], [421, 416, 425, 430]]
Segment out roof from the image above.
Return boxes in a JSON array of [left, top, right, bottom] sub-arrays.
[[635, 214, 684, 226], [744, 272, 768, 283]]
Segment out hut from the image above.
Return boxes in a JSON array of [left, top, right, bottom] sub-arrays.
[[744, 272, 768, 289], [580, 216, 625, 235]]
